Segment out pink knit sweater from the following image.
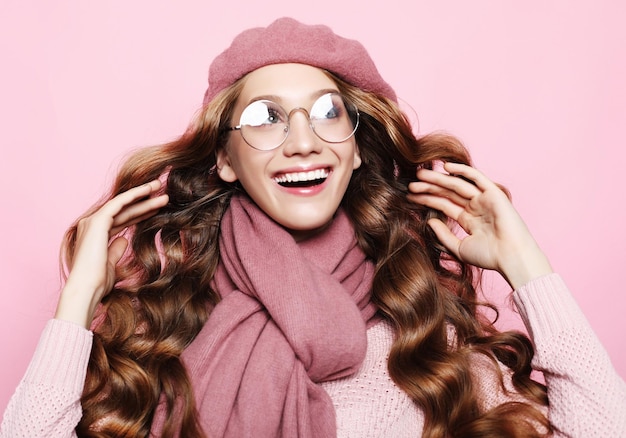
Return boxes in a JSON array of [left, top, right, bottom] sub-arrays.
[[1, 274, 625, 437]]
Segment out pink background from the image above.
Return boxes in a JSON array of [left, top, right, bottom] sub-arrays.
[[1, 1, 624, 413]]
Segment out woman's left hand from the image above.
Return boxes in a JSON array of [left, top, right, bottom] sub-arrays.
[[407, 162, 553, 289]]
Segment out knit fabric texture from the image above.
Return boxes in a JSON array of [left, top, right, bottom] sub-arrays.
[[2, 274, 626, 437], [150, 194, 378, 437], [202, 17, 397, 105]]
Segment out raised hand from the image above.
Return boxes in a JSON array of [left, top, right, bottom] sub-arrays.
[[407, 162, 552, 289], [55, 180, 169, 328]]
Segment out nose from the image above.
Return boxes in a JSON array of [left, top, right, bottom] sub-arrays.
[[281, 108, 322, 156]]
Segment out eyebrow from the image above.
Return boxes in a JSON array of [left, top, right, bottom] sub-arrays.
[[245, 88, 340, 106]]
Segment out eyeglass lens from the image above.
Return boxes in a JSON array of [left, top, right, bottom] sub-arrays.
[[236, 93, 358, 150]]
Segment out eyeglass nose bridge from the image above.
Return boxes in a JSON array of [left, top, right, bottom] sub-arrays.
[[281, 106, 316, 139]]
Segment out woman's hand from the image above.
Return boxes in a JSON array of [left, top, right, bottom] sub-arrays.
[[407, 162, 552, 290], [55, 180, 169, 328]]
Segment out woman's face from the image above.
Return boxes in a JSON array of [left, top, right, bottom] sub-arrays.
[[217, 63, 361, 240]]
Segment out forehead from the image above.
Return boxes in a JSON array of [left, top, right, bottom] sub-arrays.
[[237, 63, 339, 105]]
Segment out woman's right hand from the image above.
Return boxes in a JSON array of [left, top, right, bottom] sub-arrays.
[[54, 180, 169, 328]]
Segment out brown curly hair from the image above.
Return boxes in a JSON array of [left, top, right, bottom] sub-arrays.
[[61, 71, 550, 437]]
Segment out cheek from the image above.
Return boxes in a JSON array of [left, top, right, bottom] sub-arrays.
[[227, 150, 270, 193]]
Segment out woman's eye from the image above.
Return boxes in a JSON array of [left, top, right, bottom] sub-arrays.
[[241, 101, 285, 127], [322, 106, 340, 119], [311, 94, 345, 120], [266, 109, 281, 123]]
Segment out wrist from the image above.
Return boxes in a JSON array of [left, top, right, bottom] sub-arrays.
[[54, 282, 101, 329], [500, 243, 553, 290]]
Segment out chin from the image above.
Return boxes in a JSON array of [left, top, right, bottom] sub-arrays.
[[279, 217, 334, 240]]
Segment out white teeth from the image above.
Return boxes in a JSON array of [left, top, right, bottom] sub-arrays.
[[274, 168, 329, 184]]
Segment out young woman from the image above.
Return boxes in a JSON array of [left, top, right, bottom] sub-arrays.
[[1, 17, 624, 438]]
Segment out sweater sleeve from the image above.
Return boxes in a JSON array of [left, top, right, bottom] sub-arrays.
[[0, 319, 93, 438], [512, 273, 626, 437]]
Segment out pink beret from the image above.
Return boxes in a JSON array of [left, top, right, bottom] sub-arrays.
[[203, 17, 397, 104]]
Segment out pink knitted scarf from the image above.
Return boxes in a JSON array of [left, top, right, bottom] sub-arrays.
[[153, 195, 377, 437]]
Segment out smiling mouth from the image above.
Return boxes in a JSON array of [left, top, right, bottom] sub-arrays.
[[273, 168, 329, 187]]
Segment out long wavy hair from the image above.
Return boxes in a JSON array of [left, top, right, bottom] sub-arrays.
[[62, 70, 550, 437]]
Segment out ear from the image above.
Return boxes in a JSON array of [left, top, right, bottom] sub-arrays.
[[216, 148, 239, 182], [353, 144, 362, 170]]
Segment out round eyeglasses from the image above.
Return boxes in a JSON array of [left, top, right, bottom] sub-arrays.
[[225, 92, 359, 151]]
